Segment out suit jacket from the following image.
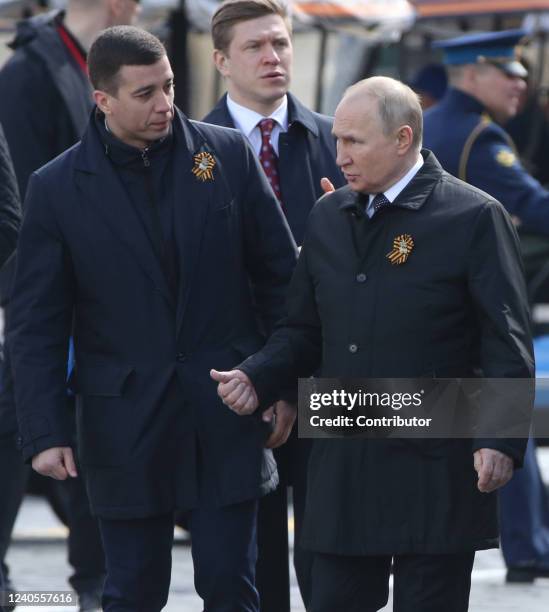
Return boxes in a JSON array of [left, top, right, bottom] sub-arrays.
[[8, 108, 298, 519], [203, 93, 344, 245], [239, 151, 534, 554]]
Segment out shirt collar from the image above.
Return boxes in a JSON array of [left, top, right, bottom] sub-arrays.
[[226, 95, 288, 138], [370, 154, 424, 205]]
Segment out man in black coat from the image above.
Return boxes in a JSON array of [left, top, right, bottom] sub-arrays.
[[203, 1, 343, 609], [8, 26, 297, 612], [0, 4, 141, 609], [212, 76, 534, 611]]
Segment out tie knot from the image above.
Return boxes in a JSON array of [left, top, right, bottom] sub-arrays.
[[372, 193, 390, 213], [258, 118, 275, 140]]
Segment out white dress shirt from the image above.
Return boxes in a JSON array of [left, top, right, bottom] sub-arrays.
[[226, 95, 289, 156], [366, 155, 424, 218]]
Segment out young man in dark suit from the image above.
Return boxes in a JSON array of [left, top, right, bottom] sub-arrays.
[[203, 2, 343, 609], [213, 76, 534, 611], [9, 26, 297, 612]]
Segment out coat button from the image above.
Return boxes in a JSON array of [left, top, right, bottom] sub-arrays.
[[356, 273, 367, 283], [349, 343, 358, 353], [176, 353, 186, 363]]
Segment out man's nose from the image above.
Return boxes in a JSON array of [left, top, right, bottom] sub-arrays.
[[155, 92, 172, 113], [336, 144, 349, 167], [263, 45, 280, 64]]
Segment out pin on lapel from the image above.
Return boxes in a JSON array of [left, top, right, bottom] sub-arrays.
[[192, 151, 216, 182], [387, 234, 414, 265]]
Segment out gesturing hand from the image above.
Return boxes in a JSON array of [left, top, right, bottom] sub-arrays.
[[320, 177, 335, 194], [473, 448, 514, 493], [210, 369, 259, 415], [32, 447, 78, 480]]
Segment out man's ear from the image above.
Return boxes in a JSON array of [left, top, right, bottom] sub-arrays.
[[213, 49, 230, 77], [94, 90, 112, 115], [395, 125, 413, 154]]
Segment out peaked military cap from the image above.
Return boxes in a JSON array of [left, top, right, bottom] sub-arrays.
[[433, 29, 528, 78]]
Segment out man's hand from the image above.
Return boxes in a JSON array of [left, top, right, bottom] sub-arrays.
[[263, 400, 296, 449], [210, 368, 258, 415], [320, 177, 336, 194], [32, 447, 78, 480], [473, 448, 514, 493]]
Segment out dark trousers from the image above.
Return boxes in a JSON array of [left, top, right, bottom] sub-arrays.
[[256, 432, 313, 612], [0, 433, 105, 595], [309, 551, 475, 612], [99, 499, 259, 612], [499, 437, 549, 569]]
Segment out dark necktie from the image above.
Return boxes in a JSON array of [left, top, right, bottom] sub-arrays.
[[371, 193, 391, 214], [257, 118, 282, 202]]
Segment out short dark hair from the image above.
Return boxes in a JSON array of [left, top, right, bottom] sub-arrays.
[[211, 0, 291, 53], [88, 26, 166, 94]]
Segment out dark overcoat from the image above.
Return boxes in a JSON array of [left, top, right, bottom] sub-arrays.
[[9, 109, 298, 519], [203, 93, 344, 246], [240, 151, 534, 554]]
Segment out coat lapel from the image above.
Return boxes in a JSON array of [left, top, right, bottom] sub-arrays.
[[172, 111, 220, 336], [73, 119, 175, 308]]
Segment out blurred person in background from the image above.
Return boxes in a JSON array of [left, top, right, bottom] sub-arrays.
[[423, 29, 549, 585], [0, 2, 141, 610], [409, 62, 447, 110], [504, 58, 549, 187]]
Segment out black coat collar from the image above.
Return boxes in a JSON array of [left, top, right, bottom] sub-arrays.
[[338, 149, 443, 214]]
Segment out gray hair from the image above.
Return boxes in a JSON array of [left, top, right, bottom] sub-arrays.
[[345, 76, 423, 151]]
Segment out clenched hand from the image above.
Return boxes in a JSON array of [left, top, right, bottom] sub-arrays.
[[210, 368, 258, 415]]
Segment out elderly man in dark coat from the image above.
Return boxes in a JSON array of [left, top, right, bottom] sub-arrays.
[[8, 26, 297, 612], [212, 76, 534, 611]]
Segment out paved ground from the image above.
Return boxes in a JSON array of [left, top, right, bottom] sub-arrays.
[[4, 448, 549, 611]]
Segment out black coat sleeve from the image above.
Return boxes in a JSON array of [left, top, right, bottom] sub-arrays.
[[8, 172, 75, 461], [239, 227, 323, 408], [467, 198, 535, 466], [0, 124, 21, 269]]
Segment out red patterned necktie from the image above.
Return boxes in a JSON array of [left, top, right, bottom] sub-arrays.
[[257, 118, 282, 203]]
